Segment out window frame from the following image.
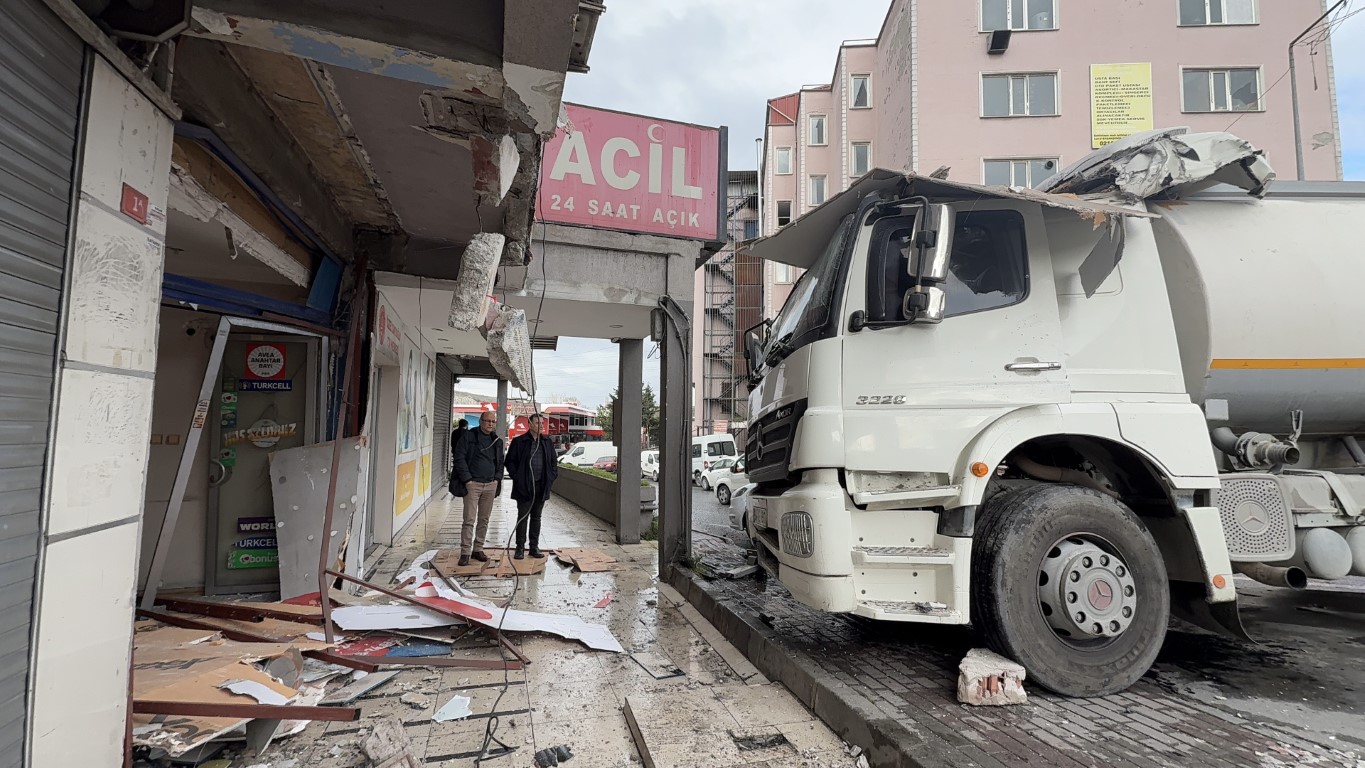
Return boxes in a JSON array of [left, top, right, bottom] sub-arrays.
[[809, 175, 828, 206], [1177, 0, 1258, 27], [775, 146, 793, 175], [774, 263, 795, 284], [851, 142, 873, 177], [850, 74, 872, 109], [776, 200, 793, 228], [980, 0, 1059, 32], [808, 114, 828, 146], [982, 156, 1061, 188], [1179, 66, 1263, 113], [980, 72, 1060, 118]]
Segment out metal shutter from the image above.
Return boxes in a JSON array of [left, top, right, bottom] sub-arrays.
[[433, 363, 453, 489], [0, 0, 84, 759]]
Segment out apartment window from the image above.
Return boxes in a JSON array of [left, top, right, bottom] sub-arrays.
[[776, 200, 793, 227], [851, 75, 871, 108], [743, 220, 759, 240], [775, 147, 793, 175], [809, 115, 827, 146], [982, 0, 1057, 31], [1179, 0, 1256, 26], [1182, 68, 1261, 112], [984, 157, 1059, 188], [851, 142, 872, 176], [809, 175, 827, 206], [775, 263, 795, 283], [982, 73, 1058, 117]]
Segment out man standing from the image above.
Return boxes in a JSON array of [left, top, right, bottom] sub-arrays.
[[453, 411, 504, 566], [506, 413, 558, 559]]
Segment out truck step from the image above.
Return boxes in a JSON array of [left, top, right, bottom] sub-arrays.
[[854, 600, 965, 624], [851, 545, 955, 566]]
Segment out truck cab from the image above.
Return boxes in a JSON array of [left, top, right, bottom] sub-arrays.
[[741, 135, 1270, 696]]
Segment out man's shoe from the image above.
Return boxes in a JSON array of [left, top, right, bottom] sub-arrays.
[[513, 547, 525, 560], [457, 555, 471, 567], [528, 547, 543, 559], [470, 550, 489, 562]]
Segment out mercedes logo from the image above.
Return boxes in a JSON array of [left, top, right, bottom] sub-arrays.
[[1088, 581, 1115, 611], [1235, 500, 1270, 534]]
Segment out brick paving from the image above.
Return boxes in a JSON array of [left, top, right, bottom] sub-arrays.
[[683, 537, 1364, 768]]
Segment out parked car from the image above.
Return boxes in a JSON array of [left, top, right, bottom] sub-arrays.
[[697, 457, 738, 491], [561, 441, 615, 467], [728, 483, 756, 536], [593, 455, 619, 472], [691, 433, 738, 484], [711, 459, 748, 506], [641, 450, 660, 482]]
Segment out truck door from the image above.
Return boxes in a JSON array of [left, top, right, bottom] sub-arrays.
[[842, 203, 1069, 474]]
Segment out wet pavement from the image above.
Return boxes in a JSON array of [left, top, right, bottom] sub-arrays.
[[242, 487, 861, 767], [681, 534, 1365, 768]]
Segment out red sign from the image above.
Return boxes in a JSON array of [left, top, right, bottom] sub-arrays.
[[244, 343, 286, 380], [376, 301, 400, 362], [537, 103, 723, 241], [120, 183, 149, 225]]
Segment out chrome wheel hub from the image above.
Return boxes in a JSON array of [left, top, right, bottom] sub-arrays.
[[1039, 537, 1137, 640]]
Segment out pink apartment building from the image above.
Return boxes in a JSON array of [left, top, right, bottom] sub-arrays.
[[760, 0, 1343, 312]]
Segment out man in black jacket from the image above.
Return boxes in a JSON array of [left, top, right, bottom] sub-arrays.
[[505, 413, 558, 559], [452, 410, 505, 566]]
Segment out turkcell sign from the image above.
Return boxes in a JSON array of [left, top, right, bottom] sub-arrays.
[[237, 516, 276, 533], [235, 536, 278, 550], [239, 380, 293, 392], [537, 103, 725, 242]]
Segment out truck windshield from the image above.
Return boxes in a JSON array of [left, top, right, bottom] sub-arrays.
[[763, 213, 856, 369]]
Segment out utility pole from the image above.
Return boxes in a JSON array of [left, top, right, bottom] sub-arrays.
[[1290, 0, 1346, 181]]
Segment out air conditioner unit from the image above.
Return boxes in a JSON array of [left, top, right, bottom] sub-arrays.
[[987, 30, 1012, 55]]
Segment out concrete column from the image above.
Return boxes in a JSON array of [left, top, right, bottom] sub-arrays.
[[496, 379, 509, 441], [658, 297, 693, 578], [615, 339, 643, 544]]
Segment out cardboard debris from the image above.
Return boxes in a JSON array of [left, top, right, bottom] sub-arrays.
[[554, 547, 618, 572], [158, 612, 335, 651], [430, 547, 550, 577]]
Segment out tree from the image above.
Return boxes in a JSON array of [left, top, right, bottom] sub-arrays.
[[642, 385, 660, 447], [595, 387, 620, 440]]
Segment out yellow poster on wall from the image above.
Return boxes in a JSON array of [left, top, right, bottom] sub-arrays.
[[1090, 63, 1153, 149], [395, 460, 416, 516], [419, 453, 432, 496]]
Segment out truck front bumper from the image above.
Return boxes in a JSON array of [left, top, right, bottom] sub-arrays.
[[748, 469, 857, 613]]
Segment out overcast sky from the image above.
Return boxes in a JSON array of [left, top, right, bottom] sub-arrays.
[[462, 1, 1364, 409]]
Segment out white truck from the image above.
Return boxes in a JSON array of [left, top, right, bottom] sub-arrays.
[[741, 129, 1365, 697]]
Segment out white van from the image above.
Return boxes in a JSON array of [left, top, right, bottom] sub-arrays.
[[691, 434, 737, 483], [560, 441, 615, 468], [641, 450, 659, 482]]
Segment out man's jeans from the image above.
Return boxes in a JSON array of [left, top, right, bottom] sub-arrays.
[[461, 480, 498, 556]]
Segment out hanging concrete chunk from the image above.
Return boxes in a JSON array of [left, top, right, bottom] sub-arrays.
[[957, 648, 1028, 706], [448, 233, 505, 331], [470, 134, 521, 208], [485, 302, 533, 392]]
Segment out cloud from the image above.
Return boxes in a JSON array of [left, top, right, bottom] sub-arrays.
[[563, 0, 893, 170]]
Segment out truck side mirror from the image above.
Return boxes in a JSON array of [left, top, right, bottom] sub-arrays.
[[903, 286, 946, 324], [909, 204, 954, 284]]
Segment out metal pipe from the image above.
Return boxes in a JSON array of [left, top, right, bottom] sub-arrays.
[[1289, 0, 1346, 181], [1234, 562, 1307, 590], [1011, 455, 1114, 497], [1342, 436, 1365, 466], [1211, 427, 1239, 458]]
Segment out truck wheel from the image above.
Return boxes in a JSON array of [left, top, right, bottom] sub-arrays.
[[971, 484, 1169, 697]]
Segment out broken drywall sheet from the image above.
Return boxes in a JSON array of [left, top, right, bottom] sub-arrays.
[[414, 581, 625, 653], [268, 437, 368, 600], [330, 604, 457, 631], [433, 694, 474, 723], [220, 679, 293, 706]]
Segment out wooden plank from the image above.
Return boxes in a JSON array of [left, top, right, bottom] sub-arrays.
[[366, 656, 522, 671], [132, 700, 359, 721], [154, 596, 324, 624], [136, 610, 379, 673]]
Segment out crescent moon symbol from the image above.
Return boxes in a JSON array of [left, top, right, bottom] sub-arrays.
[[647, 124, 663, 143]]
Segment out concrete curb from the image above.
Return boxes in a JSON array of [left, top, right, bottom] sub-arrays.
[[668, 568, 958, 768]]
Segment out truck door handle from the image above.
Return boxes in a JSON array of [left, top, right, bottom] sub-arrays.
[[1005, 361, 1062, 372]]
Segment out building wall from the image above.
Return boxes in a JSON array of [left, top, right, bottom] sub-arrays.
[[914, 0, 1340, 182], [31, 56, 174, 768], [876, 0, 916, 172]]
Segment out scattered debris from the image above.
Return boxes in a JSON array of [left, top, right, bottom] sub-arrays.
[[732, 732, 789, 751], [957, 648, 1028, 706], [432, 694, 474, 723], [913, 601, 948, 613], [722, 564, 759, 580], [362, 717, 422, 768], [631, 651, 685, 680], [322, 671, 399, 705], [399, 692, 430, 709], [432, 546, 550, 577], [533, 744, 574, 767], [386, 641, 453, 658], [593, 593, 613, 608], [554, 547, 618, 572]]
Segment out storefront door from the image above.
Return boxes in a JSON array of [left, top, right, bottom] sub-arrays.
[[205, 334, 319, 594]]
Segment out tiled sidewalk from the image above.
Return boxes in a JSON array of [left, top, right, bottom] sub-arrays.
[[238, 489, 858, 767]]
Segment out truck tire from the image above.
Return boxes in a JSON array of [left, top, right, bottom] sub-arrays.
[[971, 483, 1169, 697]]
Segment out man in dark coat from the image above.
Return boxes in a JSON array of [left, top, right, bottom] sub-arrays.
[[452, 410, 505, 566], [505, 413, 558, 559]]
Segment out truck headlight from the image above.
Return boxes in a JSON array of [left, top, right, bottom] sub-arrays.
[[781, 511, 813, 557]]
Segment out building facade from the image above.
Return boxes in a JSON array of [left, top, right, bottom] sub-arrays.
[[692, 171, 761, 435], [760, 0, 1343, 312]]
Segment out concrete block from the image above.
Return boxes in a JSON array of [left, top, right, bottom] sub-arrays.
[[957, 648, 1027, 707], [470, 133, 520, 207]]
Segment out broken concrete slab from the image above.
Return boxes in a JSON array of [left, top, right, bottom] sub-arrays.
[[957, 648, 1027, 707], [361, 717, 421, 768], [447, 233, 504, 331]]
